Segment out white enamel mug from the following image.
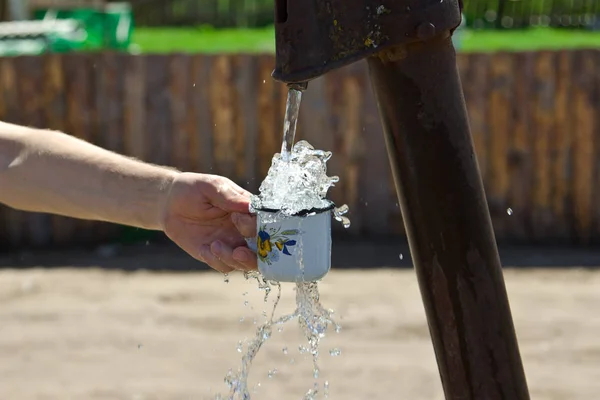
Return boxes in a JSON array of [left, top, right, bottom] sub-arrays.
[[246, 203, 334, 283]]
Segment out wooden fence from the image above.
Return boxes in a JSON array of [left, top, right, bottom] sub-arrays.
[[0, 49, 599, 249]]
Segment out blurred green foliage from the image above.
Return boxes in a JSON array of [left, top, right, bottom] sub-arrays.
[[116, 0, 599, 30], [131, 25, 600, 54]]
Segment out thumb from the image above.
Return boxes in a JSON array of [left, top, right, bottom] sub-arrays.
[[209, 179, 251, 213]]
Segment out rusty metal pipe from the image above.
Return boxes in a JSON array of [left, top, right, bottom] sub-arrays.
[[367, 34, 530, 399]]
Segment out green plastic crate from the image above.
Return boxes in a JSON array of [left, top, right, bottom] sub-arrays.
[[32, 2, 133, 51]]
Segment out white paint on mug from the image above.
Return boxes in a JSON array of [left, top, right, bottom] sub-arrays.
[[246, 208, 332, 283]]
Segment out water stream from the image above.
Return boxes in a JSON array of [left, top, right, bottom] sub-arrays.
[[216, 86, 350, 399], [280, 88, 303, 162]]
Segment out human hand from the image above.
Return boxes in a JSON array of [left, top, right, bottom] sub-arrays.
[[161, 172, 258, 273]]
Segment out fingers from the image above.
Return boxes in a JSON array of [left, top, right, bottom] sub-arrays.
[[231, 213, 257, 238], [210, 241, 257, 271], [199, 244, 235, 274], [232, 247, 258, 270]]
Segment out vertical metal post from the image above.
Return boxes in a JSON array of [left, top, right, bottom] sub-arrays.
[[367, 33, 530, 399]]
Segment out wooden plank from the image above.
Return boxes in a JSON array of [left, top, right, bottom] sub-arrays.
[[507, 52, 535, 242], [531, 51, 556, 242], [359, 60, 393, 236], [123, 55, 146, 160], [297, 76, 332, 151], [210, 55, 236, 177], [233, 54, 259, 192], [462, 53, 491, 184], [91, 52, 124, 244], [340, 62, 365, 235], [15, 56, 53, 247], [297, 74, 338, 223], [144, 54, 171, 166], [276, 74, 286, 151], [169, 53, 192, 171], [190, 54, 213, 173], [571, 50, 596, 244], [63, 53, 100, 245], [43, 54, 74, 246], [256, 55, 279, 179], [323, 67, 346, 211], [552, 50, 573, 241], [456, 53, 468, 83], [231, 55, 247, 185], [0, 58, 7, 248], [0, 57, 26, 248], [595, 50, 600, 242], [487, 52, 513, 239], [96, 52, 124, 153]]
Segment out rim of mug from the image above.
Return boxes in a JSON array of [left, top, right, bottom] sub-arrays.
[[254, 201, 335, 217]]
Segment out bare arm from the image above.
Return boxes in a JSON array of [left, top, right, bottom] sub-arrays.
[[0, 121, 177, 230]]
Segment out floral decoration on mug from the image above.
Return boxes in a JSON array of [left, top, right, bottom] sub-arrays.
[[257, 225, 300, 265]]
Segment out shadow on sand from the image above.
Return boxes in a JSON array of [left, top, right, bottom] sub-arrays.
[[2, 237, 600, 271]]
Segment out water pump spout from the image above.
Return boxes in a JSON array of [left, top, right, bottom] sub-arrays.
[[271, 0, 461, 83]]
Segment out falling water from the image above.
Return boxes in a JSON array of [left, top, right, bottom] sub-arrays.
[[217, 86, 350, 399], [217, 273, 341, 400], [280, 88, 303, 162]]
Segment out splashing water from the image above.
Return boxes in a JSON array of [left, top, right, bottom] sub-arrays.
[[217, 87, 350, 399], [251, 140, 341, 216]]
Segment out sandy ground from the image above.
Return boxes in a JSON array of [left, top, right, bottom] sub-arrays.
[[1, 267, 599, 400]]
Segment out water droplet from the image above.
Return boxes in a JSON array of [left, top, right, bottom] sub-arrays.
[[236, 341, 243, 353], [239, 317, 245, 322], [138, 344, 143, 349], [507, 207, 513, 215], [399, 253, 404, 260], [277, 326, 284, 332], [267, 369, 278, 378], [342, 217, 351, 229], [223, 273, 229, 283], [262, 79, 266, 83], [243, 300, 249, 306], [282, 347, 288, 354], [329, 348, 341, 356], [193, 83, 196, 87]]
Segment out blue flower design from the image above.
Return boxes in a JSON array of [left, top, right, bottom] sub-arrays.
[[256, 226, 300, 264]]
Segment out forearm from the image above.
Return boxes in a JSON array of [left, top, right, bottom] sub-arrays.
[[0, 121, 178, 230]]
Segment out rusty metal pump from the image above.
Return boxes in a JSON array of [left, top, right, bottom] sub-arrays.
[[271, 1, 531, 399]]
